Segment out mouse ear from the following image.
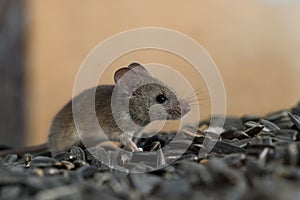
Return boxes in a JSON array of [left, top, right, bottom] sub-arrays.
[[114, 67, 141, 95], [128, 63, 148, 74], [114, 68, 130, 83]]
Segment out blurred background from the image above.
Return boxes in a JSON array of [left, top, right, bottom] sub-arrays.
[[1, 0, 300, 147]]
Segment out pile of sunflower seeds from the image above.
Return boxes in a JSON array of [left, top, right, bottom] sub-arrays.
[[1, 102, 300, 200]]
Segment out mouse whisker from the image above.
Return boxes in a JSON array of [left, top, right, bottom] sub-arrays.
[[184, 91, 209, 102], [184, 89, 207, 100], [187, 96, 210, 104]]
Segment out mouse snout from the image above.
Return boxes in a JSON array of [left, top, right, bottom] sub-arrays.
[[180, 100, 191, 116], [167, 99, 190, 119]]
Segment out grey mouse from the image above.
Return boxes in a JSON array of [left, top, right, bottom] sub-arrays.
[[0, 63, 190, 156]]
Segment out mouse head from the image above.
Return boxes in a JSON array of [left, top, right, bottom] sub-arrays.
[[114, 63, 191, 126]]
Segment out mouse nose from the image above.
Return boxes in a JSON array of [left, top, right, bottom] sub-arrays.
[[180, 100, 191, 116]]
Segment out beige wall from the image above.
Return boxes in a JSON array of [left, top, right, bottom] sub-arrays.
[[26, 0, 300, 145]]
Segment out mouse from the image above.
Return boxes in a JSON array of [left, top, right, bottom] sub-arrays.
[[0, 63, 190, 157]]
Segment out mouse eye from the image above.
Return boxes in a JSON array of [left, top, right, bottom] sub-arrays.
[[156, 94, 167, 104]]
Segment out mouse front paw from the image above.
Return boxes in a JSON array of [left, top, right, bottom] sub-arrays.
[[120, 133, 143, 152], [126, 139, 143, 152]]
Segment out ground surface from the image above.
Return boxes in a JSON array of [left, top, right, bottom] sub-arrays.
[[1, 102, 300, 200]]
